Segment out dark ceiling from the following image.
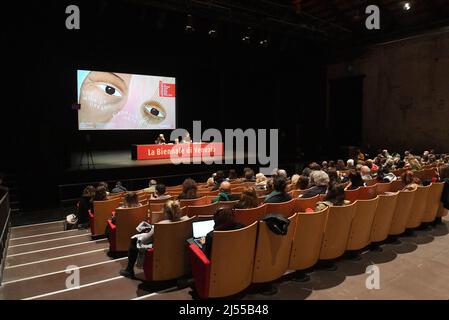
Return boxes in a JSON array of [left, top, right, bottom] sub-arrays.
[[131, 0, 449, 46]]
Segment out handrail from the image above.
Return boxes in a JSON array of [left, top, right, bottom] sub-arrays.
[[0, 187, 11, 285]]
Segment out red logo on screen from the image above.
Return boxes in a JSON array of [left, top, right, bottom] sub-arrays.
[[159, 81, 176, 97]]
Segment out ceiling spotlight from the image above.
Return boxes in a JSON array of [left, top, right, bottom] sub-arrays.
[[259, 39, 269, 48], [208, 25, 218, 39], [185, 14, 195, 33], [403, 2, 411, 11], [242, 27, 252, 44]]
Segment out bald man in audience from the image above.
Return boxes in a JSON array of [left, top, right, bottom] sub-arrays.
[[212, 181, 241, 202]]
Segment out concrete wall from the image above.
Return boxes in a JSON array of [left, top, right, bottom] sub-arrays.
[[328, 31, 449, 152]]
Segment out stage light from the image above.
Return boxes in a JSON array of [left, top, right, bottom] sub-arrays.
[[208, 25, 218, 38], [259, 39, 269, 48], [403, 2, 411, 10], [185, 14, 195, 33]]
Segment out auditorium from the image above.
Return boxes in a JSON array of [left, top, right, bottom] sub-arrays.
[[2, 0, 449, 306]]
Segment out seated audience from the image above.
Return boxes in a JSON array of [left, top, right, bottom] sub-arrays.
[[212, 181, 241, 202], [241, 169, 256, 182], [212, 170, 225, 190], [94, 186, 108, 201], [301, 171, 329, 199], [346, 159, 355, 170], [228, 169, 238, 180], [144, 179, 157, 193], [315, 184, 349, 211], [346, 170, 366, 190], [336, 160, 346, 171], [361, 166, 373, 180], [150, 184, 171, 200], [296, 175, 310, 191], [74, 185, 95, 228], [265, 176, 292, 203], [255, 173, 268, 190], [266, 178, 274, 193], [120, 200, 187, 278], [327, 169, 340, 186], [235, 187, 259, 209], [199, 207, 245, 259], [376, 167, 397, 183], [321, 161, 328, 171], [401, 171, 421, 191], [111, 181, 127, 194], [178, 178, 199, 199], [98, 182, 110, 196], [120, 192, 141, 208], [288, 174, 300, 191]]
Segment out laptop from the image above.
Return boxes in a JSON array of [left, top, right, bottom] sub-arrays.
[[192, 220, 215, 248]]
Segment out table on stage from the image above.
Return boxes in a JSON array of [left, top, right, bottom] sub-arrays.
[[131, 142, 224, 161]]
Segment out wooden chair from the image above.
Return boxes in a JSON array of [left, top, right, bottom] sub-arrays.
[[347, 197, 379, 251], [358, 185, 377, 200], [189, 222, 258, 299], [365, 179, 377, 187], [234, 204, 267, 226], [389, 189, 416, 235], [187, 202, 219, 218], [344, 188, 360, 203], [89, 197, 122, 236], [150, 210, 165, 224], [289, 207, 328, 271], [319, 202, 356, 260], [375, 182, 392, 195], [390, 180, 404, 192], [149, 196, 173, 204], [370, 192, 399, 243], [252, 213, 298, 284], [180, 197, 208, 207], [291, 189, 305, 198], [108, 204, 149, 252], [406, 185, 430, 229], [265, 199, 296, 218], [422, 183, 445, 223], [293, 195, 320, 213], [217, 200, 239, 209], [150, 202, 165, 213], [143, 216, 195, 281]]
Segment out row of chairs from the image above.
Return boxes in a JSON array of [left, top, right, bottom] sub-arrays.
[[188, 180, 448, 298]]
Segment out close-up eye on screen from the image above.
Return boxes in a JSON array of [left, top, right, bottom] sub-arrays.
[[77, 70, 176, 130]]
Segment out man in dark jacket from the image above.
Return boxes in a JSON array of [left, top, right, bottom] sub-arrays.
[[301, 171, 329, 199], [264, 176, 292, 204]]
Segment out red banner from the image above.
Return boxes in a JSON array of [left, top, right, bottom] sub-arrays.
[[135, 142, 224, 160], [159, 81, 176, 97]]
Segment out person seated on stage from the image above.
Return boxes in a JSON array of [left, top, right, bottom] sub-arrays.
[[212, 181, 241, 203], [314, 183, 349, 211], [119, 200, 188, 278], [300, 171, 329, 199], [150, 184, 171, 200], [345, 170, 366, 191], [94, 186, 108, 201], [211, 170, 226, 191], [144, 179, 157, 194], [264, 175, 292, 204], [182, 132, 192, 143], [227, 169, 238, 180], [198, 207, 245, 259], [178, 178, 199, 199], [235, 187, 259, 209], [98, 182, 110, 196], [155, 134, 166, 144], [401, 171, 421, 191], [111, 181, 127, 194]]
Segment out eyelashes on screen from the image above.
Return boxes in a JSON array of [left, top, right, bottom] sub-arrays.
[[96, 83, 123, 98]]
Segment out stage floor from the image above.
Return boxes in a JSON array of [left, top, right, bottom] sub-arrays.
[[70, 150, 251, 171]]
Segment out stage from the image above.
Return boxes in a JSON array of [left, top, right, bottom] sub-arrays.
[[70, 149, 250, 171]]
